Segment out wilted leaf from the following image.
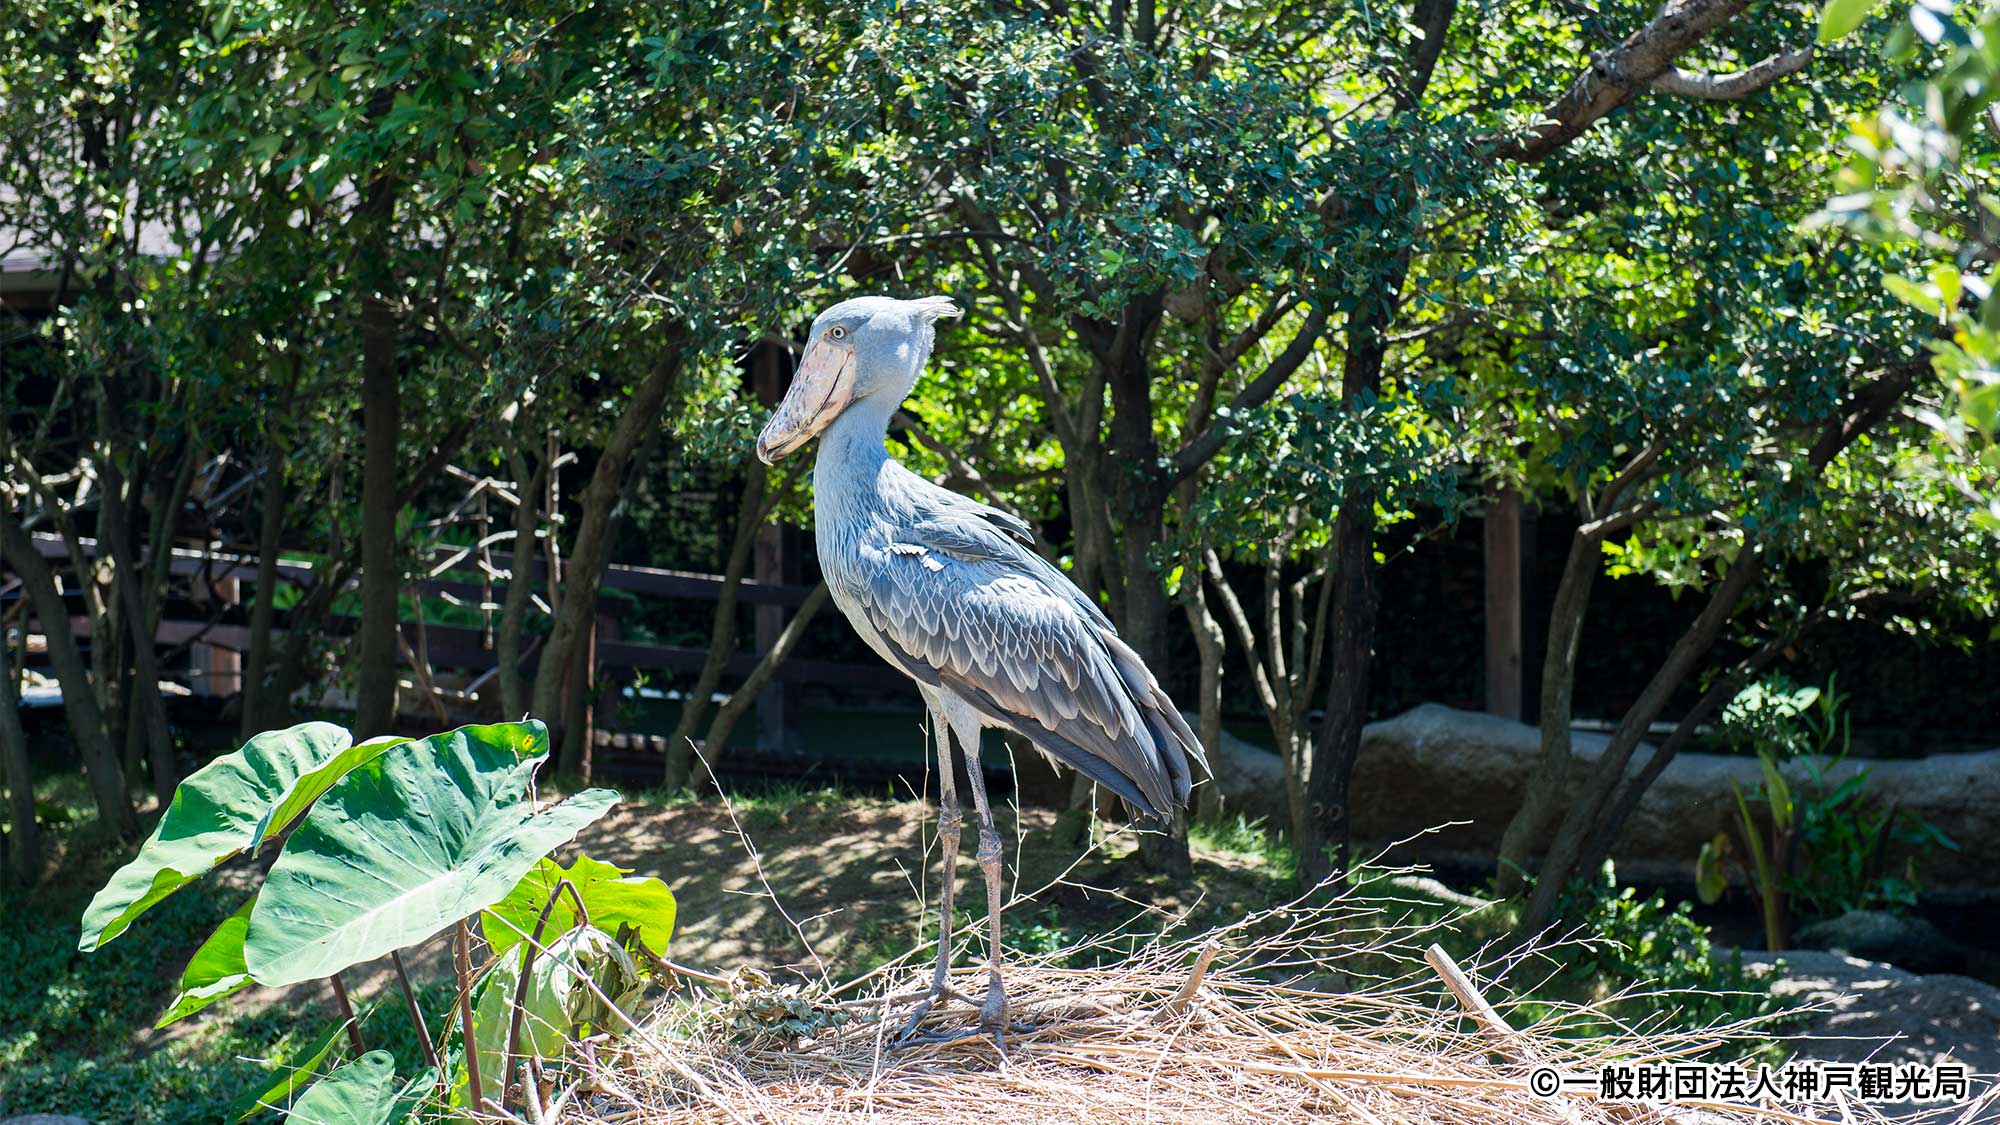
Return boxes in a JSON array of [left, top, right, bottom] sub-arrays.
[[471, 926, 644, 1103]]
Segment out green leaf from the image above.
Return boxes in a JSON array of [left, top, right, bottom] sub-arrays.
[[245, 721, 618, 986], [285, 1050, 404, 1125], [1819, 0, 1879, 43], [81, 722, 386, 950], [157, 895, 256, 1027], [1695, 835, 1731, 904], [1883, 273, 1942, 317], [1759, 752, 1795, 831], [483, 855, 677, 958], [232, 1016, 351, 1121]]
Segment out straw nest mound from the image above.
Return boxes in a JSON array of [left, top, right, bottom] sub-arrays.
[[550, 885, 1996, 1125]]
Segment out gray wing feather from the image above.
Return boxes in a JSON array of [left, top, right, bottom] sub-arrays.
[[851, 514, 1204, 818]]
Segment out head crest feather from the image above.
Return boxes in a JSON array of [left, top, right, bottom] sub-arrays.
[[910, 295, 963, 322]]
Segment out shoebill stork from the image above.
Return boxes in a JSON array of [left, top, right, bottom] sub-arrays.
[[756, 294, 1207, 1044]]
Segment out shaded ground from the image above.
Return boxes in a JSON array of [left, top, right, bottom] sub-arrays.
[[573, 791, 1294, 982]]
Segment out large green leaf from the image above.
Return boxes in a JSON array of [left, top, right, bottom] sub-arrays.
[[157, 894, 257, 1027], [80, 722, 390, 950], [483, 855, 677, 958], [245, 720, 619, 986], [284, 1051, 403, 1125]]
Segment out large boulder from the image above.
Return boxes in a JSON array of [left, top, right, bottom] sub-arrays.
[[1202, 723, 1288, 826], [1737, 950, 2000, 1079], [1794, 910, 1964, 974], [1343, 704, 2000, 903]]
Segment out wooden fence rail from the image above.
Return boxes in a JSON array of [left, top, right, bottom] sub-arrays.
[[19, 531, 910, 770]]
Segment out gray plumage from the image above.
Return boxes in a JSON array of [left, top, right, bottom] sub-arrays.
[[824, 458, 1200, 819], [756, 293, 1206, 1043]]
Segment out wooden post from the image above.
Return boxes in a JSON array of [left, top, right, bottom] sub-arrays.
[[1483, 488, 1523, 721], [192, 575, 242, 698]]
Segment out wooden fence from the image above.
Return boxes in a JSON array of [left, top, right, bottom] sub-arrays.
[[20, 530, 913, 783]]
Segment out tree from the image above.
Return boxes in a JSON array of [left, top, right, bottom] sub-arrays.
[[1446, 1, 1999, 933]]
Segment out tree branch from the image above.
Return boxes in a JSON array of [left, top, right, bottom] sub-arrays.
[[1489, 0, 1773, 163], [1169, 303, 1329, 480], [1648, 46, 1813, 100]]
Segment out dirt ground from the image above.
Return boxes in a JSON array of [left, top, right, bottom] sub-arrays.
[[568, 793, 1287, 983]]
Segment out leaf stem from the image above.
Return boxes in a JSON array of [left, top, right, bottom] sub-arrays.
[[500, 877, 572, 1110], [455, 920, 484, 1113], [327, 971, 365, 1056], [390, 949, 443, 1090]]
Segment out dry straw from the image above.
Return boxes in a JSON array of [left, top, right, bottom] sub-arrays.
[[517, 867, 1996, 1125]]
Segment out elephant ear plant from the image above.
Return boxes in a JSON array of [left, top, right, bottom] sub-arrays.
[[77, 719, 679, 1123]]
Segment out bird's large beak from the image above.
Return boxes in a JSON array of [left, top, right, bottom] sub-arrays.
[[756, 335, 855, 463]]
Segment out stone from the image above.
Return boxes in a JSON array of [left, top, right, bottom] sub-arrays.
[[1736, 950, 2000, 1079], [1198, 719, 1288, 827], [1342, 703, 2000, 903], [1793, 910, 1964, 973]]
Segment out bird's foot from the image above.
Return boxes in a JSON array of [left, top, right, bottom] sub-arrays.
[[889, 982, 976, 1042], [979, 973, 1011, 1051], [894, 1018, 1035, 1052]]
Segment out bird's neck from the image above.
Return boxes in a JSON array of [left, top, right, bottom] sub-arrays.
[[814, 393, 900, 502]]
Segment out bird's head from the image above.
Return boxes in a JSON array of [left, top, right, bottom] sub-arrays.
[[755, 294, 962, 463]]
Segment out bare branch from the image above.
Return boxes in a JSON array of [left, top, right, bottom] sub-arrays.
[[1648, 46, 1813, 100], [1170, 303, 1329, 480]]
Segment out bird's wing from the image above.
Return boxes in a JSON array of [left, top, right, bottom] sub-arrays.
[[905, 498, 1115, 632], [851, 524, 1199, 818]]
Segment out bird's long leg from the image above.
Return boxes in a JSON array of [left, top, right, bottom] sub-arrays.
[[896, 706, 966, 1040], [959, 740, 1012, 1047]]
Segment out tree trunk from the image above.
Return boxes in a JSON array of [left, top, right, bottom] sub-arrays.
[[666, 466, 766, 788], [0, 512, 136, 837], [1515, 551, 1764, 936], [1301, 499, 1377, 886], [354, 285, 402, 737], [1299, 269, 1405, 886], [242, 439, 288, 738], [530, 349, 683, 730], [1090, 298, 1194, 878], [99, 462, 178, 804], [1180, 568, 1225, 825], [697, 581, 830, 783], [1492, 523, 1603, 895], [0, 617, 39, 882]]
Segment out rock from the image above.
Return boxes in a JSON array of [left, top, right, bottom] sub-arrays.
[[1347, 703, 2000, 903], [1794, 910, 1964, 973], [1736, 950, 2000, 1078], [1199, 720, 1288, 826]]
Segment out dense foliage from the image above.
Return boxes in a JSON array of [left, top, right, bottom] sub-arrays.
[[0, 0, 1992, 1025]]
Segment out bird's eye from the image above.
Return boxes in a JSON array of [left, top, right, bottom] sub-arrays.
[[829, 326, 846, 340]]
